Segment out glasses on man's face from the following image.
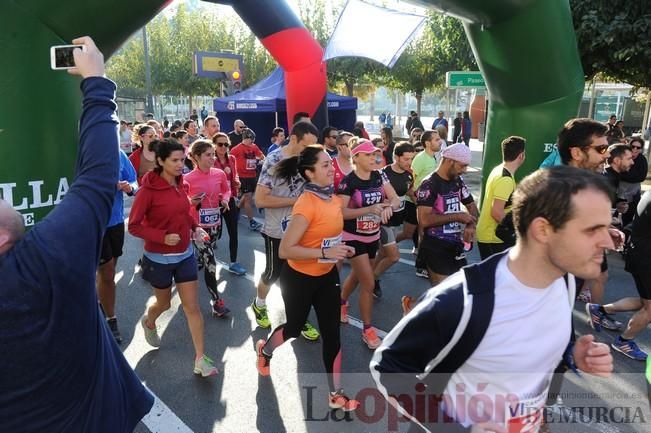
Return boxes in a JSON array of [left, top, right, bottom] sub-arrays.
[[589, 144, 609, 155], [215, 142, 228, 147], [632, 145, 643, 150]]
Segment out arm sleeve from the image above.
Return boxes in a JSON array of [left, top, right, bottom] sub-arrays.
[[127, 190, 167, 244], [371, 285, 471, 433], [27, 77, 119, 279], [416, 180, 436, 208], [120, 150, 138, 191], [230, 155, 240, 196], [460, 180, 475, 206], [218, 170, 231, 202], [336, 176, 352, 196], [492, 177, 515, 201], [257, 157, 275, 188], [292, 194, 314, 221]]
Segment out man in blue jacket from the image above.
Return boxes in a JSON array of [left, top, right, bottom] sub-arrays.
[[0, 36, 153, 432], [371, 165, 613, 433]]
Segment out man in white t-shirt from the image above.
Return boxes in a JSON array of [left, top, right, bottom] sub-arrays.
[[371, 165, 613, 433]]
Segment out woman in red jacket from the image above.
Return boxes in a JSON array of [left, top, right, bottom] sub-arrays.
[[184, 139, 231, 317], [129, 138, 218, 378]]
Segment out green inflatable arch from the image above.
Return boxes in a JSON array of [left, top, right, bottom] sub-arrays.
[[0, 0, 583, 224]]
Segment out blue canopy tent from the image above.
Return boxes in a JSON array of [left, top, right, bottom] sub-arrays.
[[214, 68, 357, 151]]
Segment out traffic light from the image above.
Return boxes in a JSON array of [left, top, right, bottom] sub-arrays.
[[231, 69, 242, 93]]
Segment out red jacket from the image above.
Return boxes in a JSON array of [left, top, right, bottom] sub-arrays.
[[128, 170, 197, 254], [213, 153, 240, 197]]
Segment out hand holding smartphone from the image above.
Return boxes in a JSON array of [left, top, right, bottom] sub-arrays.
[[50, 45, 87, 70], [50, 36, 105, 78]]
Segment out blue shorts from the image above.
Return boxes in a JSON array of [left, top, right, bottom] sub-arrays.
[[142, 254, 198, 289]]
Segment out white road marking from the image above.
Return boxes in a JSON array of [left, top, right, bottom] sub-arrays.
[[140, 391, 194, 433]]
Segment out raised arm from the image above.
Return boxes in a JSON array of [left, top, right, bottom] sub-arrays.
[[30, 37, 118, 277]]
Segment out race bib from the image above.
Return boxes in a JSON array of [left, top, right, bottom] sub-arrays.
[[506, 393, 545, 433], [443, 194, 462, 234], [356, 215, 381, 235], [199, 207, 221, 227], [318, 234, 342, 263], [246, 158, 257, 170]]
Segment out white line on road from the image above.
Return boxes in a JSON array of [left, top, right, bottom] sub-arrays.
[[140, 390, 194, 433]]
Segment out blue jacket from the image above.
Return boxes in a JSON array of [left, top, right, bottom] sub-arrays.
[[0, 77, 153, 432], [370, 251, 576, 432], [108, 150, 138, 227]]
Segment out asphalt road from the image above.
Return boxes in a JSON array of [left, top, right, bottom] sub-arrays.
[[114, 142, 649, 433]]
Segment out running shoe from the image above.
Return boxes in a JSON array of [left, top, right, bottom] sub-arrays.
[[329, 389, 360, 411], [373, 280, 383, 299], [141, 315, 161, 347], [340, 301, 349, 324], [193, 355, 219, 377], [585, 303, 604, 332], [576, 287, 592, 303], [362, 327, 382, 350], [611, 336, 648, 361], [249, 219, 263, 231], [107, 317, 123, 345], [401, 296, 414, 316], [255, 339, 271, 376], [602, 315, 624, 331], [211, 299, 230, 318], [415, 268, 429, 279], [228, 262, 247, 276], [301, 322, 320, 341], [251, 301, 271, 328]]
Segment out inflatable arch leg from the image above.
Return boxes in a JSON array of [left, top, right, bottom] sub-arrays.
[[417, 0, 584, 182]]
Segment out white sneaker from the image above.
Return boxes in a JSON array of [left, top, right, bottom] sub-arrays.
[[141, 315, 161, 347], [193, 355, 219, 377]]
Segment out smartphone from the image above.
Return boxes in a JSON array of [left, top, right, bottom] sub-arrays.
[[50, 44, 86, 70]]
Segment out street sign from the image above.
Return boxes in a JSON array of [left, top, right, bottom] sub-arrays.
[[193, 52, 242, 79], [446, 71, 486, 89]]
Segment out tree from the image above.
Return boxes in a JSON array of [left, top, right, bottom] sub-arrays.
[[386, 12, 476, 114], [106, 3, 276, 106], [572, 0, 651, 89]]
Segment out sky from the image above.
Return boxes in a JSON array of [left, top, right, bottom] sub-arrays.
[[165, 0, 426, 21]]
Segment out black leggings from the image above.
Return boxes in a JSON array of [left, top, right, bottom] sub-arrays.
[[194, 226, 221, 301], [264, 265, 342, 391], [221, 197, 240, 263]]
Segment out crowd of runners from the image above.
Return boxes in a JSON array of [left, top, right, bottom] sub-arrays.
[[2, 38, 649, 433]]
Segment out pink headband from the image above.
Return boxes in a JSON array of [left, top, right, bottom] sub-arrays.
[[351, 141, 380, 156]]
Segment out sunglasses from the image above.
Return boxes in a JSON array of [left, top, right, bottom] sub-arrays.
[[631, 145, 642, 150], [215, 142, 228, 147], [584, 144, 609, 155]]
